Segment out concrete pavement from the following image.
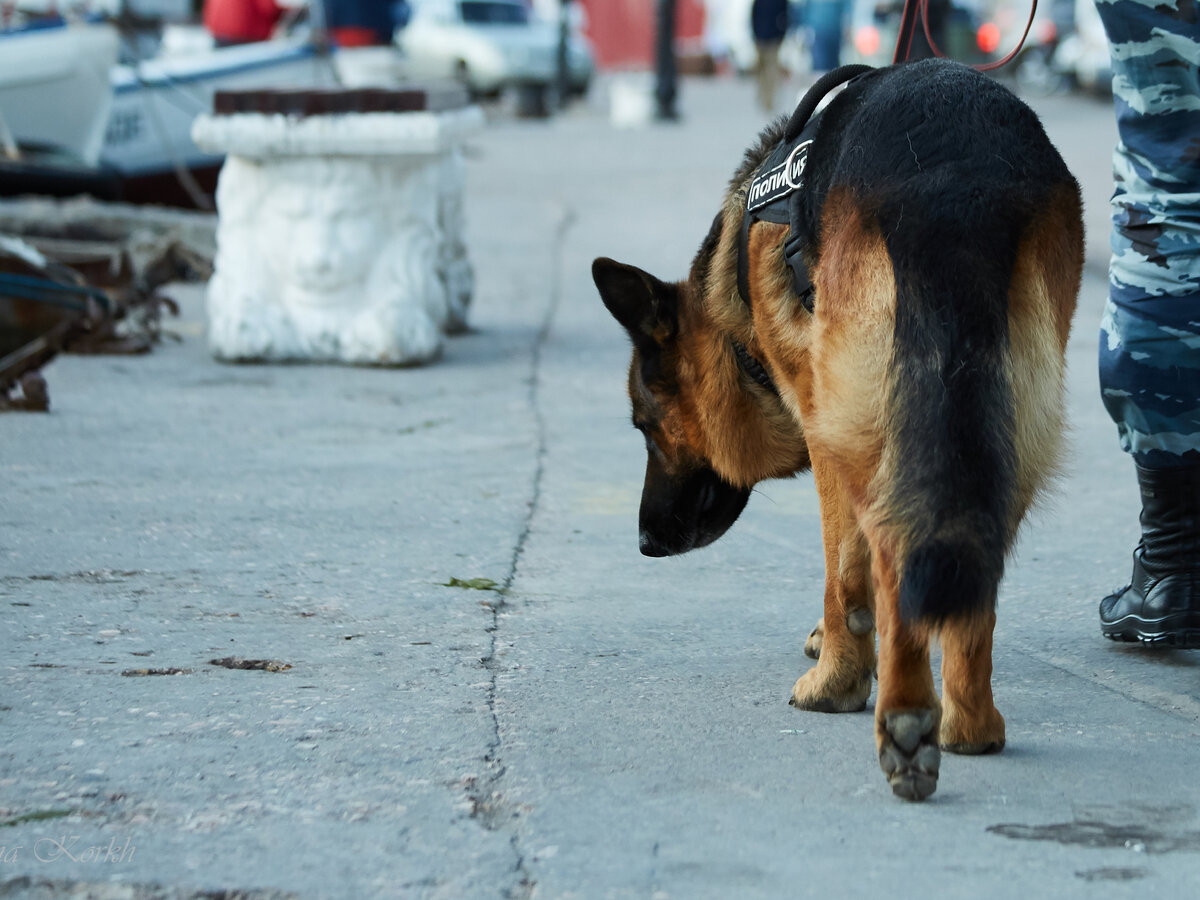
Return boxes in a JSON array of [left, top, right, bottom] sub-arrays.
[[3, 73, 1199, 899]]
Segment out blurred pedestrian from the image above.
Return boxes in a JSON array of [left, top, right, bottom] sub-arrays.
[[203, 0, 285, 46], [1096, 0, 1200, 647], [807, 0, 847, 71], [751, 0, 789, 111]]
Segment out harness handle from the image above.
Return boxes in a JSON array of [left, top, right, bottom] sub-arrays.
[[784, 64, 875, 143], [893, 0, 1039, 72]]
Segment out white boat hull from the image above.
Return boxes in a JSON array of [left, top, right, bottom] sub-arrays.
[[0, 21, 119, 165]]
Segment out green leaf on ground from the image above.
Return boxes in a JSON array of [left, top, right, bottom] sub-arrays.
[[442, 577, 500, 592], [1, 809, 74, 827]]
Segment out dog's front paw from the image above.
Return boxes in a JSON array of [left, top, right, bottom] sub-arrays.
[[804, 618, 824, 659], [878, 708, 941, 802], [789, 662, 872, 712]]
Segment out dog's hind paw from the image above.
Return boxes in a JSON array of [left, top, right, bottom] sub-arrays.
[[878, 709, 941, 802], [940, 700, 1005, 755], [846, 607, 874, 635]]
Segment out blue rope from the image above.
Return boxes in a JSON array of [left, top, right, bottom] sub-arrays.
[[0, 273, 112, 314]]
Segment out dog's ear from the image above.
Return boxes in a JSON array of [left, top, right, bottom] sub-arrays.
[[592, 257, 678, 347]]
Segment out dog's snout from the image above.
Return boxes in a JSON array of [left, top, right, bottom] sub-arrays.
[[639, 530, 670, 557]]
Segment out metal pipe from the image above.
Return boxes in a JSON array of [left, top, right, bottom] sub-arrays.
[[655, 0, 677, 120]]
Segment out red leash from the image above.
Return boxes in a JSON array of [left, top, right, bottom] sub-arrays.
[[893, 0, 1039, 71]]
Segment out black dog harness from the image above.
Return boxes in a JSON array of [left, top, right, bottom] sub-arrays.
[[732, 65, 873, 397], [736, 64, 872, 317]]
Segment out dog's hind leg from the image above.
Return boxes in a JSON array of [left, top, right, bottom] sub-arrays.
[[939, 610, 1005, 754], [870, 545, 942, 802], [804, 609, 874, 661], [790, 457, 876, 712]]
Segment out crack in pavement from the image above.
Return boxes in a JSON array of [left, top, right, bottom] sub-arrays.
[[468, 204, 576, 900]]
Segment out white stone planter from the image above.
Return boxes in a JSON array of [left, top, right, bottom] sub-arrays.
[[193, 98, 484, 366]]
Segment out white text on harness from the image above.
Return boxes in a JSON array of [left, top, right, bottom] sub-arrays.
[[746, 140, 812, 213]]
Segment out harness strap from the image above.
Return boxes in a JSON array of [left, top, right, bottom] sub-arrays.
[[736, 211, 755, 312], [737, 212, 815, 316]]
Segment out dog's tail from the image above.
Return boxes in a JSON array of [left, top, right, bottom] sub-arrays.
[[869, 177, 1078, 627], [883, 185, 1017, 625]]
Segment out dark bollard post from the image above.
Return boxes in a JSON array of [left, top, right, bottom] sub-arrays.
[[655, 0, 678, 121], [556, 0, 573, 109]]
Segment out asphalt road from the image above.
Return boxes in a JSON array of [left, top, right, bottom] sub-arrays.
[[3, 73, 1199, 899]]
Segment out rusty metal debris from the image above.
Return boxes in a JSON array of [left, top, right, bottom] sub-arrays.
[[23, 233, 192, 355], [208, 657, 293, 672], [0, 211, 213, 411], [0, 235, 115, 411], [2, 370, 48, 411]]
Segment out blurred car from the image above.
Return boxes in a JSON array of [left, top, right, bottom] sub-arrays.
[[1045, 0, 1110, 94], [395, 0, 594, 98], [979, 0, 1070, 94], [844, 0, 992, 68]]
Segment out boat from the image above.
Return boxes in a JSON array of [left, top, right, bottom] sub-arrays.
[[0, 15, 119, 166], [0, 14, 126, 200], [101, 28, 346, 206]]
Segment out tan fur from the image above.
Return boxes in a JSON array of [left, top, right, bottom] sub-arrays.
[[1007, 184, 1085, 514], [674, 277, 810, 489], [939, 609, 1006, 753], [790, 459, 876, 712], [798, 190, 895, 477]]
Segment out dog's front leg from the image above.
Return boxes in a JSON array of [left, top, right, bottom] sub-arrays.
[[790, 458, 875, 713]]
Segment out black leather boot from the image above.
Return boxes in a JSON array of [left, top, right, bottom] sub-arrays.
[[1100, 463, 1200, 647]]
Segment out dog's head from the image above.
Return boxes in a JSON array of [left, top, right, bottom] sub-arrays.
[[592, 257, 749, 556], [593, 255, 808, 557]]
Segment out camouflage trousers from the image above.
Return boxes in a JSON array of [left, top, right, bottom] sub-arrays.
[[1096, 0, 1200, 469]]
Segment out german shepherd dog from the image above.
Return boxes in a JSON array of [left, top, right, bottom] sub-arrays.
[[592, 59, 1082, 801]]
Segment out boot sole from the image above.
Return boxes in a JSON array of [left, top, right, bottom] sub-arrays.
[[1101, 615, 1200, 648]]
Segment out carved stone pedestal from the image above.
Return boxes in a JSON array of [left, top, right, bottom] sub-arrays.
[[192, 88, 483, 366]]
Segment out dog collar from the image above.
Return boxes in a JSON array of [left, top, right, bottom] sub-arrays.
[[732, 339, 779, 397]]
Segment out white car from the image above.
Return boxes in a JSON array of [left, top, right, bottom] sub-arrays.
[[396, 0, 593, 97]]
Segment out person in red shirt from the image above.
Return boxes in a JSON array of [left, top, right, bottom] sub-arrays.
[[203, 0, 285, 46]]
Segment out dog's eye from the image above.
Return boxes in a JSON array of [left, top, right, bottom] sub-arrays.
[[641, 430, 664, 459]]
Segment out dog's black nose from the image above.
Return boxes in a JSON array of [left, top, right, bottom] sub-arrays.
[[639, 530, 670, 557]]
